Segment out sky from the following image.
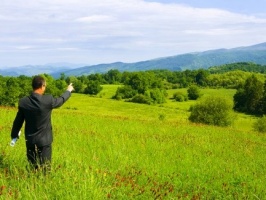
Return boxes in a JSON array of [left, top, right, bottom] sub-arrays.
[[0, 0, 266, 68]]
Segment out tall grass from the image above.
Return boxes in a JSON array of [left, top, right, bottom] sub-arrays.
[[0, 86, 265, 199]]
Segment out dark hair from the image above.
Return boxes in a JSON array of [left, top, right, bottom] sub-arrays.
[[32, 76, 46, 90]]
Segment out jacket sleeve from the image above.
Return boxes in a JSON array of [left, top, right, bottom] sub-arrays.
[[51, 91, 71, 108], [11, 108, 24, 139]]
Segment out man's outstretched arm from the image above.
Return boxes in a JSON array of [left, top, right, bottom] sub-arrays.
[[52, 83, 74, 108]]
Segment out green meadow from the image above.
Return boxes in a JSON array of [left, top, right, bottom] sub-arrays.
[[0, 85, 266, 199]]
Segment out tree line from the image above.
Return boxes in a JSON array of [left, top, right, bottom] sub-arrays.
[[1, 62, 266, 116]]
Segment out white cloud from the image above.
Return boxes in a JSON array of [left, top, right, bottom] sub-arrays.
[[0, 0, 265, 66], [76, 15, 115, 23], [15, 46, 36, 50]]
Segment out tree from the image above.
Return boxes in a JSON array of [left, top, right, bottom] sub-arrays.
[[0, 77, 20, 106], [244, 75, 264, 114], [261, 80, 266, 114], [114, 71, 166, 105], [127, 73, 149, 94], [42, 74, 62, 96], [121, 71, 132, 84], [60, 73, 66, 81], [87, 73, 105, 84], [55, 79, 68, 92], [195, 69, 209, 86], [233, 88, 246, 113], [17, 75, 32, 97], [233, 75, 264, 115], [187, 85, 201, 100], [66, 76, 85, 93], [84, 81, 103, 95], [104, 69, 122, 84]]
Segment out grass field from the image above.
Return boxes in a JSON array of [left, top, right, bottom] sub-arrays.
[[0, 85, 265, 199]]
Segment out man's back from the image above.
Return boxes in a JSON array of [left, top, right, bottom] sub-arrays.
[[10, 76, 74, 173], [11, 91, 71, 146], [20, 92, 54, 146]]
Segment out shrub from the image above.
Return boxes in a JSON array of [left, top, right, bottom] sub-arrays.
[[145, 88, 166, 104], [113, 85, 137, 100], [175, 94, 184, 102], [173, 92, 188, 102], [130, 94, 151, 104], [158, 114, 166, 121], [253, 116, 266, 133], [187, 85, 201, 100], [189, 96, 234, 126]]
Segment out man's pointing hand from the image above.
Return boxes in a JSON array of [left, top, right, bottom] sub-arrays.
[[67, 83, 74, 92]]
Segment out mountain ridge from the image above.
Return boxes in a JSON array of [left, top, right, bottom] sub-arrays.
[[56, 42, 266, 77], [1, 42, 266, 77]]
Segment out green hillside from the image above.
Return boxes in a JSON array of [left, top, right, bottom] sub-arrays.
[[57, 42, 266, 77], [0, 86, 265, 199], [1, 42, 266, 77]]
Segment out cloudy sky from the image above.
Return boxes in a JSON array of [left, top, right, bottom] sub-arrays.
[[1, 0, 265, 67]]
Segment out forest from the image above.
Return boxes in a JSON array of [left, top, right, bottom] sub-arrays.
[[1, 62, 266, 116]]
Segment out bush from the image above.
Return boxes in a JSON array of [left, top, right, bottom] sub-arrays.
[[113, 85, 137, 100], [145, 88, 166, 104], [158, 114, 166, 121], [253, 116, 266, 133], [130, 94, 151, 104], [173, 92, 188, 102], [189, 96, 234, 126], [187, 85, 201, 100], [175, 94, 184, 102]]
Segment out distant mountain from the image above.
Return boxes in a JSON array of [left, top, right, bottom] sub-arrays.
[[0, 63, 86, 77], [54, 42, 266, 77], [1, 42, 266, 77]]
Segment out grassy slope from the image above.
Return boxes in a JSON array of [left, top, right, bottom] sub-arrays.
[[0, 85, 265, 199]]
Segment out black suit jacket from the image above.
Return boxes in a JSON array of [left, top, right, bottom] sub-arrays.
[[11, 91, 71, 147]]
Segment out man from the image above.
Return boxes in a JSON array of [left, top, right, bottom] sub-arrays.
[[11, 75, 74, 173]]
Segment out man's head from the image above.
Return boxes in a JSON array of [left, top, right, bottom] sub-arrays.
[[32, 75, 46, 94]]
